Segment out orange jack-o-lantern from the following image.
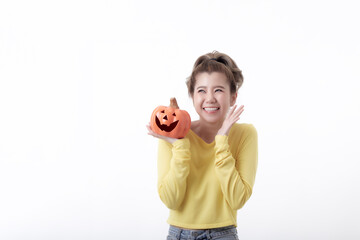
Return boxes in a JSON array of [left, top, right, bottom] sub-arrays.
[[150, 98, 191, 139]]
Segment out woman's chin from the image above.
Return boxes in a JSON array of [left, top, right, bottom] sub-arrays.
[[199, 116, 224, 125]]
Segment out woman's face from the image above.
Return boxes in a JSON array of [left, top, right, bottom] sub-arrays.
[[192, 72, 237, 125]]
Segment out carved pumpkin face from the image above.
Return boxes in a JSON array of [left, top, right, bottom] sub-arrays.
[[150, 104, 191, 139]]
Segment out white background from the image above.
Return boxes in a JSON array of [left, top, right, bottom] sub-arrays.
[[1, 0, 360, 239]]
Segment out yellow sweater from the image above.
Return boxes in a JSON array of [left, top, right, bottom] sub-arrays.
[[157, 123, 258, 229]]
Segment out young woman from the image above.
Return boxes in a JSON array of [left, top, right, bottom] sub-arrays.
[[147, 51, 258, 240]]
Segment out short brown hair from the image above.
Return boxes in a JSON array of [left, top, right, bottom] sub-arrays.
[[186, 51, 243, 97]]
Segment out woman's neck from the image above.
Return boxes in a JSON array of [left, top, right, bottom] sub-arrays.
[[191, 120, 223, 143]]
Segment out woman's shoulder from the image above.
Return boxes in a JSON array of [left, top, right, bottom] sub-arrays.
[[232, 123, 257, 132], [230, 123, 257, 139]]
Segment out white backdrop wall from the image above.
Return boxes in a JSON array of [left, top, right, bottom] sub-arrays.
[[1, 0, 360, 239]]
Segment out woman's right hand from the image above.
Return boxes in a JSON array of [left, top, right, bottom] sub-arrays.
[[146, 123, 178, 144]]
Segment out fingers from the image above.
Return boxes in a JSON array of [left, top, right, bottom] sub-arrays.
[[234, 105, 244, 117], [147, 124, 160, 138], [146, 124, 153, 135], [227, 105, 244, 125], [147, 125, 162, 138], [146, 123, 177, 144], [228, 105, 244, 120], [229, 104, 237, 115]]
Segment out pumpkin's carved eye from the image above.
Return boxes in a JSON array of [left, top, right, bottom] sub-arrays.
[[161, 110, 165, 113], [173, 113, 176, 116]]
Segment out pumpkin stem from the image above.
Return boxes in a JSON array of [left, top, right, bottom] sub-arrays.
[[170, 97, 179, 109]]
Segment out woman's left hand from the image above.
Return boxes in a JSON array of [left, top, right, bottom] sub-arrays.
[[217, 105, 244, 136], [146, 123, 178, 144]]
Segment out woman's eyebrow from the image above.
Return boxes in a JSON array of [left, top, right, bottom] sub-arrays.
[[196, 85, 226, 89]]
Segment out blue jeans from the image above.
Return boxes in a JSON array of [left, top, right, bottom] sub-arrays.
[[167, 225, 239, 240]]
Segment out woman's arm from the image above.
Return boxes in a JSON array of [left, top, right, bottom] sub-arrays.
[[157, 138, 191, 210], [214, 124, 258, 210]]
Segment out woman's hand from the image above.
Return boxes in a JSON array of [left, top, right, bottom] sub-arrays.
[[146, 123, 178, 144], [217, 105, 244, 136]]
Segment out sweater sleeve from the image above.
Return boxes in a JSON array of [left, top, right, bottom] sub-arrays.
[[214, 125, 258, 210], [157, 138, 191, 210]]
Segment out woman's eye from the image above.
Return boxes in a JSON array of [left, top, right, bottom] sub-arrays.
[[197, 89, 205, 93], [215, 89, 223, 92]]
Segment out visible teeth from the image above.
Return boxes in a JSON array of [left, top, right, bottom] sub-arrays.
[[204, 108, 219, 111]]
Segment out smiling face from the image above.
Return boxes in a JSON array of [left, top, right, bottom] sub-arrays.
[[154, 107, 179, 132], [193, 72, 237, 125]]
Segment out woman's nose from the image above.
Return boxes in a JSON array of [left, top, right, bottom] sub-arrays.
[[205, 92, 216, 102]]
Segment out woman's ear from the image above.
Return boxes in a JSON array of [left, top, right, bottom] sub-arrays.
[[230, 93, 238, 106]]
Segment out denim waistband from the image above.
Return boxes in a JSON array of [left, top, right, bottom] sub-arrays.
[[168, 225, 237, 239]]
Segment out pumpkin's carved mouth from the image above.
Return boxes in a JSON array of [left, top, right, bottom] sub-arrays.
[[155, 116, 179, 132]]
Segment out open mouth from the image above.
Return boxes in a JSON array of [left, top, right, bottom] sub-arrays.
[[203, 107, 220, 112], [155, 116, 179, 132]]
